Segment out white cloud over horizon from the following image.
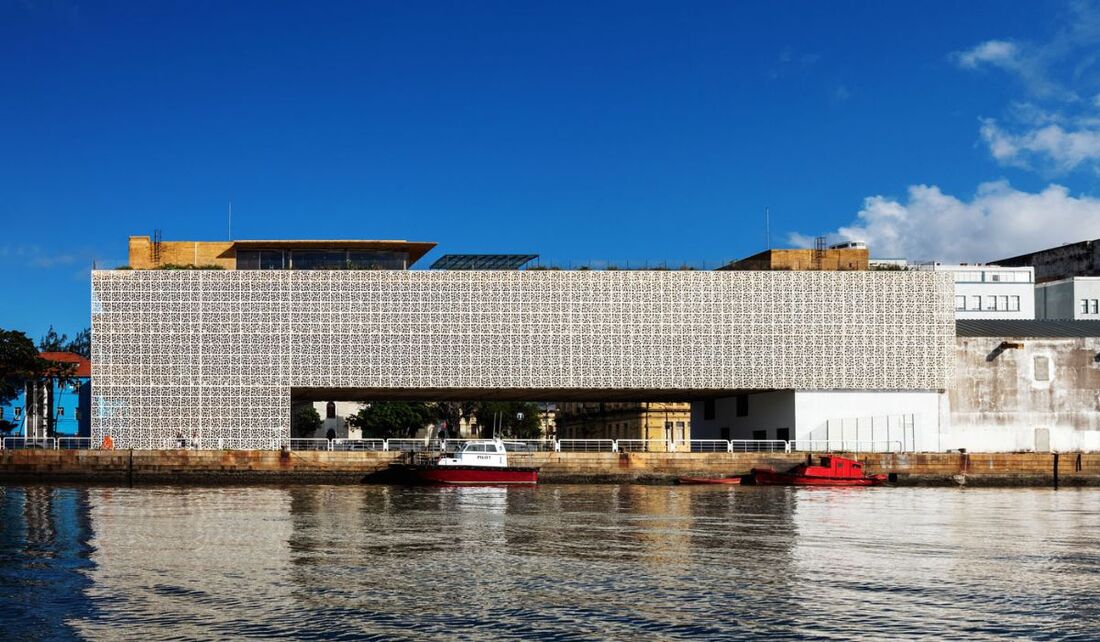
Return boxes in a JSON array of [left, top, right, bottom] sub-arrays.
[[789, 181, 1100, 263]]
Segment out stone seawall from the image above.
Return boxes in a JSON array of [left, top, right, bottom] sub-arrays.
[[2, 449, 1099, 486]]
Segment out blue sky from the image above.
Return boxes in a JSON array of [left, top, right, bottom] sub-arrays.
[[4, 0, 1100, 340]]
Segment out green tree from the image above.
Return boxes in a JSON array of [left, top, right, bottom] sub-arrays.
[[65, 329, 91, 358], [1, 329, 74, 434], [291, 403, 322, 438], [347, 402, 435, 439], [38, 325, 67, 352], [474, 401, 544, 439], [435, 400, 477, 437]]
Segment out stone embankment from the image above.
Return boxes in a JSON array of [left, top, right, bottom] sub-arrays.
[[1, 449, 1099, 486]]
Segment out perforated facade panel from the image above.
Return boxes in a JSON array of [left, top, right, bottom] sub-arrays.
[[91, 270, 955, 448]]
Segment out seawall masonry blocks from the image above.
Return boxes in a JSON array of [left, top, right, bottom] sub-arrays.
[[2, 450, 1099, 485]]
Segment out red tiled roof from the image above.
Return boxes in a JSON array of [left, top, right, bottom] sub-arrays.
[[39, 352, 91, 377]]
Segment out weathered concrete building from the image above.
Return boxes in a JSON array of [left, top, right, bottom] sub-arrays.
[[949, 320, 1100, 452], [995, 238, 1100, 283]]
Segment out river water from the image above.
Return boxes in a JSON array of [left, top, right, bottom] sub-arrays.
[[1, 484, 1098, 641]]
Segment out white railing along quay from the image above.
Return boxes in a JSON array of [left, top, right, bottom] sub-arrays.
[[501, 439, 556, 452], [555, 439, 617, 453], [789, 440, 904, 453], [330, 438, 387, 452], [1, 436, 917, 453], [2, 437, 57, 450], [616, 439, 675, 453], [731, 439, 790, 453], [57, 437, 94, 450]]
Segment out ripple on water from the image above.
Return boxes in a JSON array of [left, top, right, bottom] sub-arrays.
[[1, 485, 1099, 640]]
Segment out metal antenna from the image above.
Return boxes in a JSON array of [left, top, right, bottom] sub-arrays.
[[765, 207, 771, 249]]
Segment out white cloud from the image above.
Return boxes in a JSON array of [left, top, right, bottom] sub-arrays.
[[790, 181, 1100, 262], [980, 118, 1100, 172], [953, 2, 1100, 173], [954, 40, 1020, 70]]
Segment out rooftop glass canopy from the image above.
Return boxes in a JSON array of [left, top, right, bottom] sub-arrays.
[[430, 254, 539, 270]]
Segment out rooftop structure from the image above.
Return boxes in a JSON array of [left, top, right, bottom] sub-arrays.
[[718, 246, 869, 271], [429, 254, 538, 270], [127, 236, 437, 270]]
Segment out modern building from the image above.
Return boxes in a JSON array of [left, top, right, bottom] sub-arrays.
[[719, 243, 869, 271], [995, 238, 1100, 283], [1036, 277, 1100, 320], [91, 236, 955, 449], [555, 402, 691, 446], [0, 352, 91, 440], [914, 263, 1035, 319]]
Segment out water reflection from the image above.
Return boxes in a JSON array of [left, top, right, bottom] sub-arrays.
[[1, 484, 1099, 640]]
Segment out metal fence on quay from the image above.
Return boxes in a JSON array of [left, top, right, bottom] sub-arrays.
[[0, 437, 912, 454]]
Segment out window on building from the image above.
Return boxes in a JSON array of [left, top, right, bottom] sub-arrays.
[[1009, 296, 1020, 312], [736, 395, 748, 417], [1034, 356, 1051, 382], [1083, 299, 1091, 315], [703, 399, 715, 420], [752, 429, 767, 440], [1092, 300, 1099, 315], [776, 428, 790, 441], [983, 296, 996, 311], [955, 296, 966, 310], [326, 402, 336, 419], [968, 295, 980, 310], [997, 295, 1008, 311]]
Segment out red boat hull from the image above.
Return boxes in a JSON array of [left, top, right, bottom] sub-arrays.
[[677, 476, 742, 485], [403, 465, 539, 485], [747, 469, 886, 486]]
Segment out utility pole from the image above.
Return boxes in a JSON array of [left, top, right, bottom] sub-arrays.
[[765, 207, 771, 249]]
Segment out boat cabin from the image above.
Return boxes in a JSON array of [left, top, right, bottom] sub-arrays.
[[437, 439, 508, 468], [802, 456, 864, 479]]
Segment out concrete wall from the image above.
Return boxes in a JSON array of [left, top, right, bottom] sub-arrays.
[[3, 449, 1100, 486], [128, 236, 236, 269], [948, 336, 1100, 452]]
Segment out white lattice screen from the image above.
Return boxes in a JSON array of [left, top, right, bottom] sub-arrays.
[[91, 270, 955, 448]]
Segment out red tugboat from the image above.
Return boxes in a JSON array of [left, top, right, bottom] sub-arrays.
[[393, 439, 539, 485], [744, 454, 887, 487]]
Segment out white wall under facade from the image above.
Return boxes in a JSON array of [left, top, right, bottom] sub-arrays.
[[692, 390, 944, 451]]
